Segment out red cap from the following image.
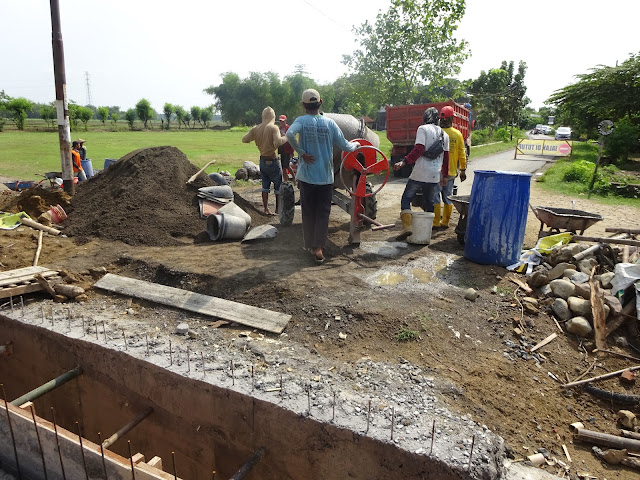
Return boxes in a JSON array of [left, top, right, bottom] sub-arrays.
[[278, 115, 287, 122], [440, 106, 454, 119]]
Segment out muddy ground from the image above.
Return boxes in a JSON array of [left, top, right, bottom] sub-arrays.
[[1, 152, 640, 479]]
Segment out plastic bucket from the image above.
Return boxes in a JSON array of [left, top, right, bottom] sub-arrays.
[[104, 158, 117, 169], [47, 205, 67, 224], [81, 159, 94, 178], [408, 212, 435, 244], [206, 213, 248, 241], [464, 170, 532, 266]]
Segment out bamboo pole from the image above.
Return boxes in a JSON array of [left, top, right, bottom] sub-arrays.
[[102, 407, 154, 449], [33, 231, 43, 266], [11, 367, 82, 406], [573, 235, 640, 247], [563, 365, 640, 388]]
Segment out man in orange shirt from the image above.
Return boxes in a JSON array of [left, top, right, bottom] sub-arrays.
[[71, 141, 87, 181]]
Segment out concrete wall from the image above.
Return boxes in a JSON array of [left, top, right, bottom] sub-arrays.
[[0, 314, 470, 480]]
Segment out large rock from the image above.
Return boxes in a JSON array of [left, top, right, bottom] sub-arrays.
[[235, 167, 249, 180], [566, 317, 593, 337], [574, 283, 591, 299], [568, 296, 591, 316], [552, 298, 572, 320], [528, 269, 550, 288], [578, 258, 598, 275], [570, 272, 590, 284], [549, 244, 587, 265], [598, 272, 615, 289], [562, 268, 578, 279], [604, 294, 623, 315], [548, 262, 575, 281], [550, 279, 576, 299], [243, 161, 260, 179]]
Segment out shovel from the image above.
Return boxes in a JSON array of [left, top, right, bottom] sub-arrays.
[[187, 160, 216, 185]]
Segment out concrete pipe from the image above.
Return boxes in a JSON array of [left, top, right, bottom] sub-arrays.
[[206, 213, 248, 241]]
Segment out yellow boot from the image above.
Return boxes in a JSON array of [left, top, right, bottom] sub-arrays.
[[396, 210, 413, 241], [432, 203, 442, 228], [441, 204, 453, 228]]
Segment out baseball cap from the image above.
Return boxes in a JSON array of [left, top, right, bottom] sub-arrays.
[[302, 89, 321, 103], [278, 115, 287, 122], [440, 106, 454, 119]]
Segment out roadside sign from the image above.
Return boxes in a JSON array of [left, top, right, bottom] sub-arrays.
[[515, 139, 573, 158]]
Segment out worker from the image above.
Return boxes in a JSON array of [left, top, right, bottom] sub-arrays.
[[242, 107, 288, 215], [278, 115, 295, 182], [433, 106, 466, 229], [286, 88, 360, 264], [71, 141, 87, 181], [393, 107, 449, 240], [77, 138, 87, 161]]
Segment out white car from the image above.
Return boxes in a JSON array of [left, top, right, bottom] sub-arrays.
[[555, 127, 571, 140]]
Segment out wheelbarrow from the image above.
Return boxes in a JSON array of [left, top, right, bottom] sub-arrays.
[[530, 205, 603, 237], [449, 195, 470, 245]]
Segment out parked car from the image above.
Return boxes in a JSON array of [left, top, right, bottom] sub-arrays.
[[555, 127, 571, 140]]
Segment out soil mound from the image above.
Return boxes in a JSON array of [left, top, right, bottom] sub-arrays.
[[64, 146, 215, 246], [0, 187, 71, 218]]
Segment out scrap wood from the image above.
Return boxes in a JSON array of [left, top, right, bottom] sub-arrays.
[[605, 300, 637, 337], [32, 230, 43, 266], [19, 217, 60, 236], [563, 364, 640, 388], [530, 333, 557, 352], [33, 273, 56, 297], [590, 267, 607, 350], [621, 430, 640, 441], [595, 349, 640, 363], [592, 446, 640, 470], [574, 235, 640, 247], [508, 275, 532, 294], [94, 273, 291, 334], [567, 359, 598, 384], [605, 228, 640, 235], [562, 444, 572, 463]]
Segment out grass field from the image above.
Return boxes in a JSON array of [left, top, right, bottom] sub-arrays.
[[0, 124, 520, 181]]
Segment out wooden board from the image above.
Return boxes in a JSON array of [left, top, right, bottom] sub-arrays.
[[0, 276, 62, 299], [0, 267, 61, 299], [94, 274, 291, 334]]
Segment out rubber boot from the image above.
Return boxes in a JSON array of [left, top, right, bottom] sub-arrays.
[[432, 203, 442, 228], [396, 210, 413, 241], [441, 204, 453, 228]]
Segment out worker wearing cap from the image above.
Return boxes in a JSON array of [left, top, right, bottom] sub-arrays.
[[286, 88, 360, 264], [77, 138, 87, 161], [433, 106, 466, 229], [242, 107, 288, 215], [277, 115, 295, 182], [71, 141, 87, 181]]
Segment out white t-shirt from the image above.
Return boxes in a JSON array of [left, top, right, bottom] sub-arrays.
[[409, 124, 450, 183]]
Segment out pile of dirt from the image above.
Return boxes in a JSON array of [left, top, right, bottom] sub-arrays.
[[0, 187, 71, 219], [64, 146, 216, 246]]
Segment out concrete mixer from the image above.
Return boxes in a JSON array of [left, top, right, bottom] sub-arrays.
[[278, 113, 395, 245]]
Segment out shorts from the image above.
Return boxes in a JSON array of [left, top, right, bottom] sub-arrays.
[[280, 153, 291, 170], [259, 157, 282, 194]]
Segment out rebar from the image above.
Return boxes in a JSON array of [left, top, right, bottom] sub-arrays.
[[172, 451, 177, 480], [97, 432, 108, 479], [76, 422, 89, 480], [146, 334, 150, 356], [51, 408, 66, 480], [366, 400, 371, 433], [10, 295, 13, 315], [169, 340, 173, 365], [41, 305, 44, 324], [231, 360, 234, 385], [102, 320, 107, 342], [187, 347, 190, 372], [251, 366, 254, 391], [20, 296, 24, 317], [1, 385, 22, 479], [128, 441, 136, 480], [122, 328, 127, 350], [332, 392, 336, 422], [430, 420, 435, 455], [468, 434, 476, 471], [390, 407, 395, 440], [307, 386, 311, 414], [81, 315, 85, 335], [30, 405, 48, 480], [95, 319, 98, 340], [201, 352, 205, 378]]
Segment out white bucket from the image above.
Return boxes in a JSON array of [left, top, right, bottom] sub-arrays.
[[408, 212, 435, 244]]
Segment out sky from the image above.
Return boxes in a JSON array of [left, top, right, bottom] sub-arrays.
[[2, 0, 639, 113]]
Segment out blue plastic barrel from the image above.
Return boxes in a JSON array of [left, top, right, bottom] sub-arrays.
[[104, 158, 117, 169], [464, 170, 532, 267], [81, 159, 94, 178]]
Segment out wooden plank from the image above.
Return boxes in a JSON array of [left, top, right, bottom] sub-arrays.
[[0, 268, 58, 288], [590, 268, 607, 350], [94, 274, 291, 334], [0, 275, 63, 299], [530, 333, 558, 353], [573, 235, 640, 247], [0, 266, 48, 283]]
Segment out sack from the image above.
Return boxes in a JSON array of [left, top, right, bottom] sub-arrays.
[[423, 128, 444, 159]]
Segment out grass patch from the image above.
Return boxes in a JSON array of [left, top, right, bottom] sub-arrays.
[[537, 142, 640, 207], [396, 328, 420, 342]]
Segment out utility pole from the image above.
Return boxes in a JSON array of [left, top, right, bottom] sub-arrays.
[[85, 71, 92, 106], [50, 0, 74, 195]]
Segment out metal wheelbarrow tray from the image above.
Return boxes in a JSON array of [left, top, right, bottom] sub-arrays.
[[449, 195, 470, 245], [530, 205, 603, 236]]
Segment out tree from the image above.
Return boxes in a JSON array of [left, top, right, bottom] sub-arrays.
[[98, 107, 109, 125], [200, 106, 213, 128], [125, 108, 136, 130], [183, 111, 192, 129], [111, 112, 119, 127], [174, 106, 186, 129], [190, 106, 202, 128], [78, 106, 93, 131], [135, 98, 153, 129], [344, 0, 469, 107], [163, 103, 175, 130], [547, 52, 640, 138], [68, 103, 81, 129], [40, 104, 56, 128], [6, 97, 34, 130]]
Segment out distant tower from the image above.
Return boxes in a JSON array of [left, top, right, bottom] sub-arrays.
[[84, 71, 92, 106]]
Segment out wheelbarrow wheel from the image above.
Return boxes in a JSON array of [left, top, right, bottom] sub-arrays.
[[279, 182, 295, 226]]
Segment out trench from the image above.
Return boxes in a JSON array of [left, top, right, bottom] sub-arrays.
[[0, 311, 487, 480]]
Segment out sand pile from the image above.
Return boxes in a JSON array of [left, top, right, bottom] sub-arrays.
[[0, 187, 71, 219], [64, 146, 215, 246]]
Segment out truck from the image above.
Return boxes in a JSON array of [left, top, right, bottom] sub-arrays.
[[385, 100, 471, 177]]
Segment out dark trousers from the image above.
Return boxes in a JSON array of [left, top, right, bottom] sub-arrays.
[[299, 181, 333, 249]]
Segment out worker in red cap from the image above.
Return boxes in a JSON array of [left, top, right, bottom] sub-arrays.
[[433, 106, 467, 229], [278, 115, 295, 183]]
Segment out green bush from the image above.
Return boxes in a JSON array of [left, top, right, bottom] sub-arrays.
[[563, 159, 595, 183], [605, 116, 640, 164], [494, 127, 510, 142], [471, 129, 489, 145]]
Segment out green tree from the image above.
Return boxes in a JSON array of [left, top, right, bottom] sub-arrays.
[[68, 103, 81, 129], [125, 108, 137, 130], [135, 98, 153, 129], [111, 112, 119, 127], [183, 111, 192, 129], [174, 106, 186, 129], [547, 52, 640, 138], [605, 116, 640, 163], [344, 0, 469, 106], [163, 103, 175, 130], [200, 106, 213, 127], [98, 107, 109, 125], [190, 106, 202, 128], [6, 97, 34, 130], [40, 104, 56, 128], [78, 106, 93, 131]]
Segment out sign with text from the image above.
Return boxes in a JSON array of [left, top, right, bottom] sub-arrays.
[[515, 139, 573, 157]]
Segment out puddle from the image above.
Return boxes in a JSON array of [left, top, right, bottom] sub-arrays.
[[411, 268, 434, 283], [375, 271, 407, 285], [359, 241, 409, 258]]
